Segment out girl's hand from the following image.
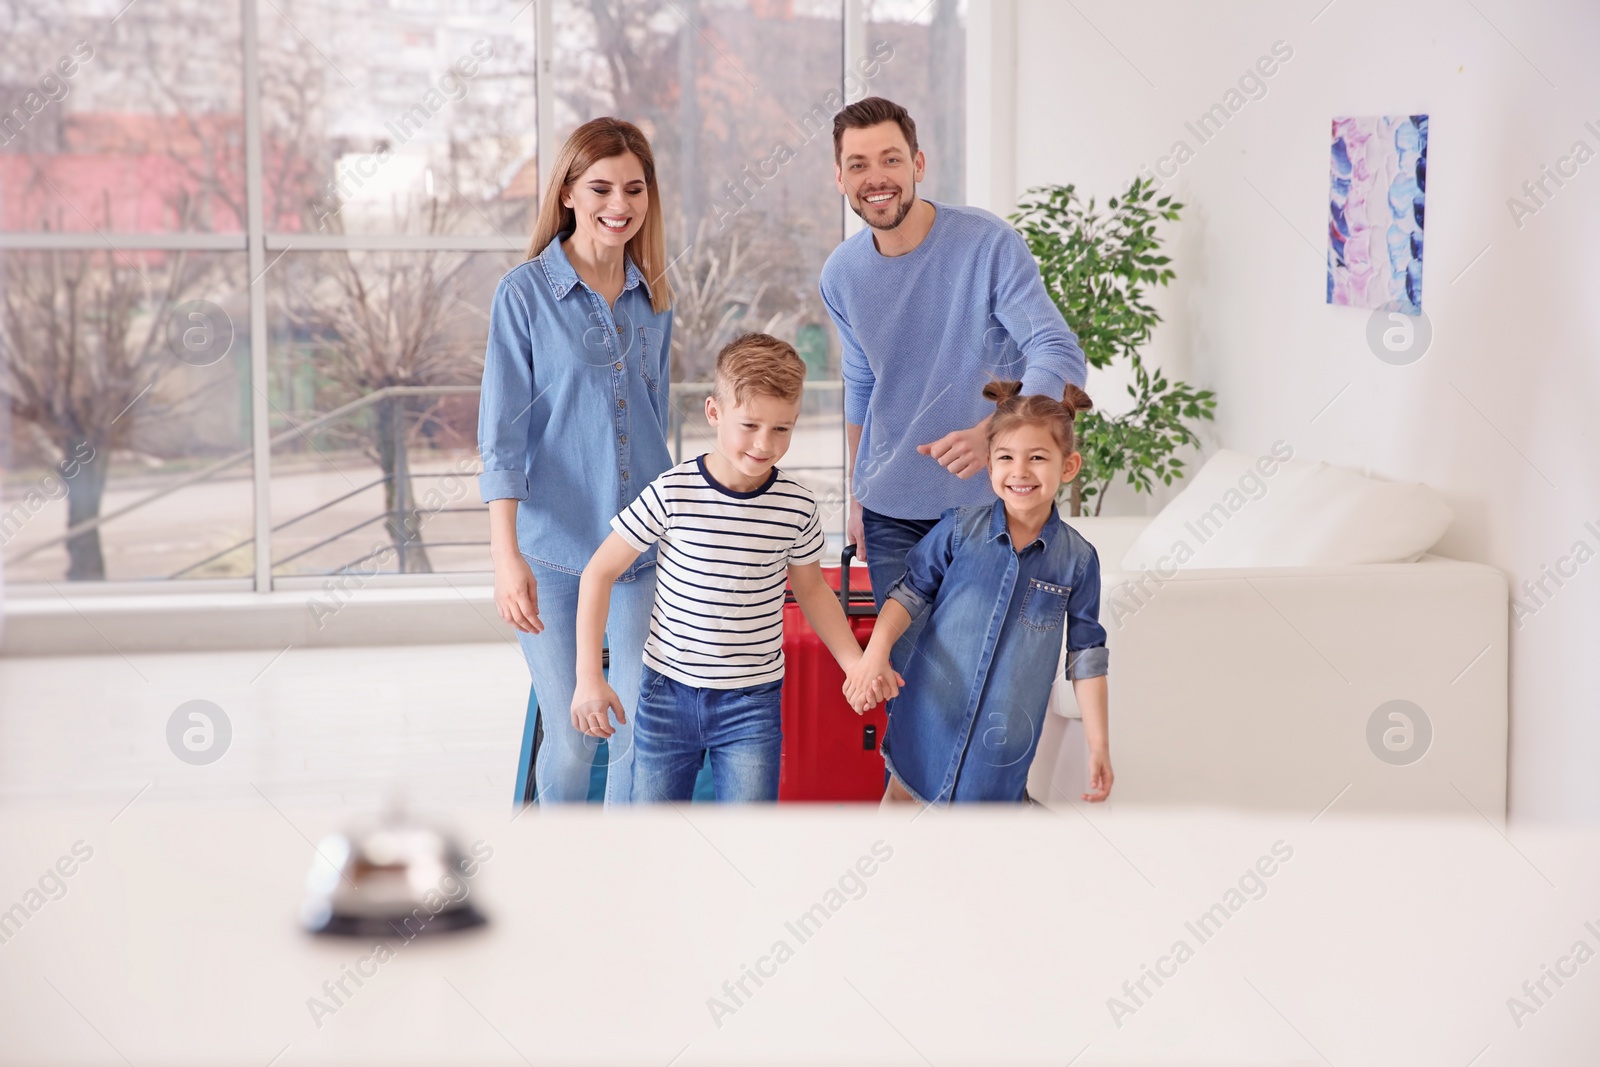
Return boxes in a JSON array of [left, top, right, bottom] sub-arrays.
[[1083, 748, 1113, 802], [864, 667, 904, 708], [843, 655, 901, 713], [493, 552, 543, 633], [571, 680, 626, 738]]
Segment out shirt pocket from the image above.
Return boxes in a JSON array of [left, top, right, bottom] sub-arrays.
[[638, 327, 664, 392], [1018, 578, 1071, 632]]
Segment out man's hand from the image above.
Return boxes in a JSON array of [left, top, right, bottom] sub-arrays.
[[848, 497, 866, 563], [917, 421, 990, 479], [571, 678, 626, 738]]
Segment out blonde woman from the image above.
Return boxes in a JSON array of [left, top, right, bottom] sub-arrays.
[[478, 118, 675, 805]]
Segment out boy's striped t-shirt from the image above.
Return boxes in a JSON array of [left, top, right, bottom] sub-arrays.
[[611, 455, 825, 689]]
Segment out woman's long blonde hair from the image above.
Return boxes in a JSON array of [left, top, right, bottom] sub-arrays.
[[526, 117, 674, 314]]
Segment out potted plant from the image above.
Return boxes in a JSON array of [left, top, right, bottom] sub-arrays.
[[1010, 177, 1215, 516]]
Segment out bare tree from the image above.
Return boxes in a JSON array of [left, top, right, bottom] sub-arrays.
[[257, 5, 530, 574], [669, 216, 796, 382], [0, 247, 218, 577], [0, 1, 257, 579], [276, 219, 482, 573]]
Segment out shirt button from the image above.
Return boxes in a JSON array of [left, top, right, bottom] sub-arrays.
[[622, 470, 629, 479], [614, 361, 622, 371], [615, 325, 622, 334], [620, 434, 627, 444], [617, 399, 626, 409]]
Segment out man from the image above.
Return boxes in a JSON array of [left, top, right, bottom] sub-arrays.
[[820, 96, 1088, 673]]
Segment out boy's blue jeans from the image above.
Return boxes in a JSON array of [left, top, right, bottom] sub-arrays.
[[631, 665, 783, 802]]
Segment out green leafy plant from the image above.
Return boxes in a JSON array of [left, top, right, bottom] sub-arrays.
[[1010, 177, 1215, 516]]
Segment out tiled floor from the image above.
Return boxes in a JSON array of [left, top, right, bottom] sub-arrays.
[[0, 642, 531, 811]]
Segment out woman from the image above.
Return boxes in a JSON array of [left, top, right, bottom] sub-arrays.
[[478, 118, 675, 805]]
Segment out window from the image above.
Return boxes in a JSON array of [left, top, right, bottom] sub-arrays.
[[1, 0, 965, 590], [1, 2, 250, 584]]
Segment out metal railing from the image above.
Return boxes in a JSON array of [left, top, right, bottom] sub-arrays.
[[8, 385, 482, 578], [170, 471, 489, 579], [9, 379, 849, 583]]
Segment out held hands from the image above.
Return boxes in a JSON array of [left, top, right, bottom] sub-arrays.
[[842, 651, 904, 714], [570, 677, 626, 738], [917, 422, 990, 480]]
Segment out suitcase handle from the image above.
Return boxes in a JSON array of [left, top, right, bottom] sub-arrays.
[[840, 541, 857, 614]]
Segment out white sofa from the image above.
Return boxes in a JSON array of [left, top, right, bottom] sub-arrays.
[[1029, 516, 1509, 822]]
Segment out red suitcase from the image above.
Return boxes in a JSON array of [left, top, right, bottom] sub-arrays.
[[779, 544, 889, 802]]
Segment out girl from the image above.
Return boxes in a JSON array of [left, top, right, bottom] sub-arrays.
[[844, 381, 1112, 805], [478, 118, 675, 805]]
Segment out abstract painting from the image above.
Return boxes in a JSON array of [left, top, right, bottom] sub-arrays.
[[1328, 114, 1427, 315]]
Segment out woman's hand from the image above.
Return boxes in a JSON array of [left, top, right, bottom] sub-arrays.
[[493, 552, 543, 634]]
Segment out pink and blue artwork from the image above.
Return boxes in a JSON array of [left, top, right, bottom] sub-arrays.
[[1328, 114, 1427, 315]]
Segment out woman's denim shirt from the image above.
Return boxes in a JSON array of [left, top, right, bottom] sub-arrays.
[[883, 500, 1109, 803], [477, 234, 673, 581]]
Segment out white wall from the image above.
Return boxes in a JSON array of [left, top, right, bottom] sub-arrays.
[[990, 0, 1600, 823]]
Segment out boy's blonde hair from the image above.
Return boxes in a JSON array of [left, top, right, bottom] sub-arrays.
[[714, 333, 806, 406]]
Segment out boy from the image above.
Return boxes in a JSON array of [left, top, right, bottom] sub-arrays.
[[571, 333, 900, 802]]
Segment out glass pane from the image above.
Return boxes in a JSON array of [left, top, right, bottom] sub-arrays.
[[0, 3, 245, 232], [266, 249, 516, 577], [866, 0, 965, 206], [1, 250, 254, 581], [551, 0, 848, 548], [258, 0, 537, 236]]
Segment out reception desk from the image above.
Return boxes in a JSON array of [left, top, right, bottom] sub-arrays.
[[1, 801, 1593, 1064]]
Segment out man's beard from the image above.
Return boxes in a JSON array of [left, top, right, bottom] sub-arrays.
[[851, 181, 916, 231]]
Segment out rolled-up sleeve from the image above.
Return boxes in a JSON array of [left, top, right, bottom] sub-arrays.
[[884, 510, 958, 623], [993, 227, 1087, 399], [478, 277, 536, 503], [1064, 543, 1109, 680]]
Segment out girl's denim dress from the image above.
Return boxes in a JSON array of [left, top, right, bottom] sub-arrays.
[[882, 500, 1109, 803]]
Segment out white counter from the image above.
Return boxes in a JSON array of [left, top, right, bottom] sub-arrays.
[[1, 801, 1595, 1065]]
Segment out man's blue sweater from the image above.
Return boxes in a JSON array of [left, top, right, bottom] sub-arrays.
[[820, 200, 1087, 520]]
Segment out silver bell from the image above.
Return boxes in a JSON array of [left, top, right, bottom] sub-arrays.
[[301, 800, 487, 938]]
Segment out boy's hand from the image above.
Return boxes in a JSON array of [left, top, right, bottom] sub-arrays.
[[843, 653, 902, 713], [841, 653, 879, 712], [1083, 748, 1113, 802], [571, 678, 626, 738]]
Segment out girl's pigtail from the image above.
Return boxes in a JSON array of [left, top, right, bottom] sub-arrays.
[[982, 379, 1025, 404], [1061, 382, 1094, 418]]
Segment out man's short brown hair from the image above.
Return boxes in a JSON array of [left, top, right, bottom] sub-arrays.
[[832, 96, 918, 163], [715, 333, 806, 406]]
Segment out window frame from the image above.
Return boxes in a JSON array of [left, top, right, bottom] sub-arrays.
[[2, 0, 965, 597]]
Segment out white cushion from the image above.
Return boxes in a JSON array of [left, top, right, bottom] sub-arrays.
[[1120, 448, 1452, 570]]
